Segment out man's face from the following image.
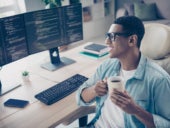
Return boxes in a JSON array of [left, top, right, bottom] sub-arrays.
[[105, 24, 131, 59]]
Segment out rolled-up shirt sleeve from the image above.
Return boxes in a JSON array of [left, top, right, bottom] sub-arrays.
[[76, 59, 112, 106], [153, 114, 170, 128], [152, 77, 170, 128], [76, 66, 102, 106], [76, 81, 95, 106]]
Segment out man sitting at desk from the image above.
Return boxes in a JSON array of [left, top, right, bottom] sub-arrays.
[[76, 16, 170, 128]]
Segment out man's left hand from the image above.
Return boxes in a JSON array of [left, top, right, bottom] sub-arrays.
[[110, 89, 138, 115]]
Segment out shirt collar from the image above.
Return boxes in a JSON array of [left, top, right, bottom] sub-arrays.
[[113, 59, 121, 76], [115, 54, 147, 80], [133, 54, 147, 80]]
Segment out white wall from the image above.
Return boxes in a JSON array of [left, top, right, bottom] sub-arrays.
[[24, 0, 45, 12], [82, 0, 115, 41]]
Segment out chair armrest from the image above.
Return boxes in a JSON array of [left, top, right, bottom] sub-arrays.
[[62, 106, 96, 125]]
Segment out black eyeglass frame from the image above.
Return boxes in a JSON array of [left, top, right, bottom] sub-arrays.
[[106, 32, 132, 42]]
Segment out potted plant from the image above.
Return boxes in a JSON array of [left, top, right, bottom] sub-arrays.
[[42, 0, 63, 8], [22, 71, 30, 81], [42, 0, 80, 7]]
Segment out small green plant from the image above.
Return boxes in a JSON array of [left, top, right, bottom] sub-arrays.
[[41, 0, 80, 8], [22, 71, 29, 76], [42, 0, 64, 7]]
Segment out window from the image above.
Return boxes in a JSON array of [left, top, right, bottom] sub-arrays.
[[0, 0, 26, 18]]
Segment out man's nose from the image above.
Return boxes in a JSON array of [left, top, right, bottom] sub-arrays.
[[105, 38, 112, 45]]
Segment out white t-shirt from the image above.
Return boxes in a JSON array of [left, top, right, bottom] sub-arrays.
[[95, 68, 136, 128]]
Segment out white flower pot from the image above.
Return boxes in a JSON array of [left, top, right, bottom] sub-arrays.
[[22, 75, 30, 82]]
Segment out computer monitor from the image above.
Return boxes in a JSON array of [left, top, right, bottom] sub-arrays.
[[0, 14, 28, 67], [24, 3, 83, 71], [0, 14, 27, 96]]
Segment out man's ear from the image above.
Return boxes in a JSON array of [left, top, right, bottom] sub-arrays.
[[128, 35, 137, 46], [129, 38, 133, 43]]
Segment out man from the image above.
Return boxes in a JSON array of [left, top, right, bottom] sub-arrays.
[[76, 16, 170, 128]]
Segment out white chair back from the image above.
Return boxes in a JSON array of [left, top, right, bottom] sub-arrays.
[[140, 23, 170, 75]]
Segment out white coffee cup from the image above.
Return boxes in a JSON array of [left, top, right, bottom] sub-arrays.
[[107, 76, 124, 94]]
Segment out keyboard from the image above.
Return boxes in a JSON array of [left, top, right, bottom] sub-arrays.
[[35, 74, 88, 105]]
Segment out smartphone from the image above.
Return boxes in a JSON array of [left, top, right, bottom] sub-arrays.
[[4, 99, 29, 108]]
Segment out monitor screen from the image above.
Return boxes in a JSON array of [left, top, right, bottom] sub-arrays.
[[24, 3, 83, 54], [24, 7, 61, 54], [63, 3, 83, 45], [0, 14, 28, 67]]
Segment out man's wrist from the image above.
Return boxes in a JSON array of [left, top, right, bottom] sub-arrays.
[[133, 104, 142, 116], [91, 85, 98, 97]]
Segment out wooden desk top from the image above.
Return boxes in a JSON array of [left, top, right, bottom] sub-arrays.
[[0, 92, 78, 128], [0, 37, 107, 128]]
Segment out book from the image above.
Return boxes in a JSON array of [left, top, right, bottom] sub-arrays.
[[82, 42, 109, 56], [79, 51, 108, 59]]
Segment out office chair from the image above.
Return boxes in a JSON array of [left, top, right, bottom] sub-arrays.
[[140, 23, 170, 75], [62, 23, 170, 127]]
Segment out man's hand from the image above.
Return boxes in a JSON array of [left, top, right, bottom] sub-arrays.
[[81, 79, 108, 103], [94, 79, 108, 97], [110, 89, 155, 128], [110, 89, 138, 115]]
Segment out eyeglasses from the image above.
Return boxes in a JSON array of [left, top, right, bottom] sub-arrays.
[[106, 32, 131, 42]]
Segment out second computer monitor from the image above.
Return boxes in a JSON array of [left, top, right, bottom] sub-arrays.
[[24, 3, 83, 71]]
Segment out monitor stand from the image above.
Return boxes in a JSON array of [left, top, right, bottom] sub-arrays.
[[0, 80, 21, 96], [41, 47, 76, 71]]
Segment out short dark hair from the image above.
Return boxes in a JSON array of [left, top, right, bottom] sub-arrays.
[[114, 16, 145, 48]]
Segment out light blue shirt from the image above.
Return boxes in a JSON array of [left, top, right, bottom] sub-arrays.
[[76, 54, 170, 128]]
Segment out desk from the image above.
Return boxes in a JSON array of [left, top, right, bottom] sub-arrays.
[[0, 37, 106, 128]]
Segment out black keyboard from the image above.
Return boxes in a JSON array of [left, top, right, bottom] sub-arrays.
[[35, 74, 88, 105]]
